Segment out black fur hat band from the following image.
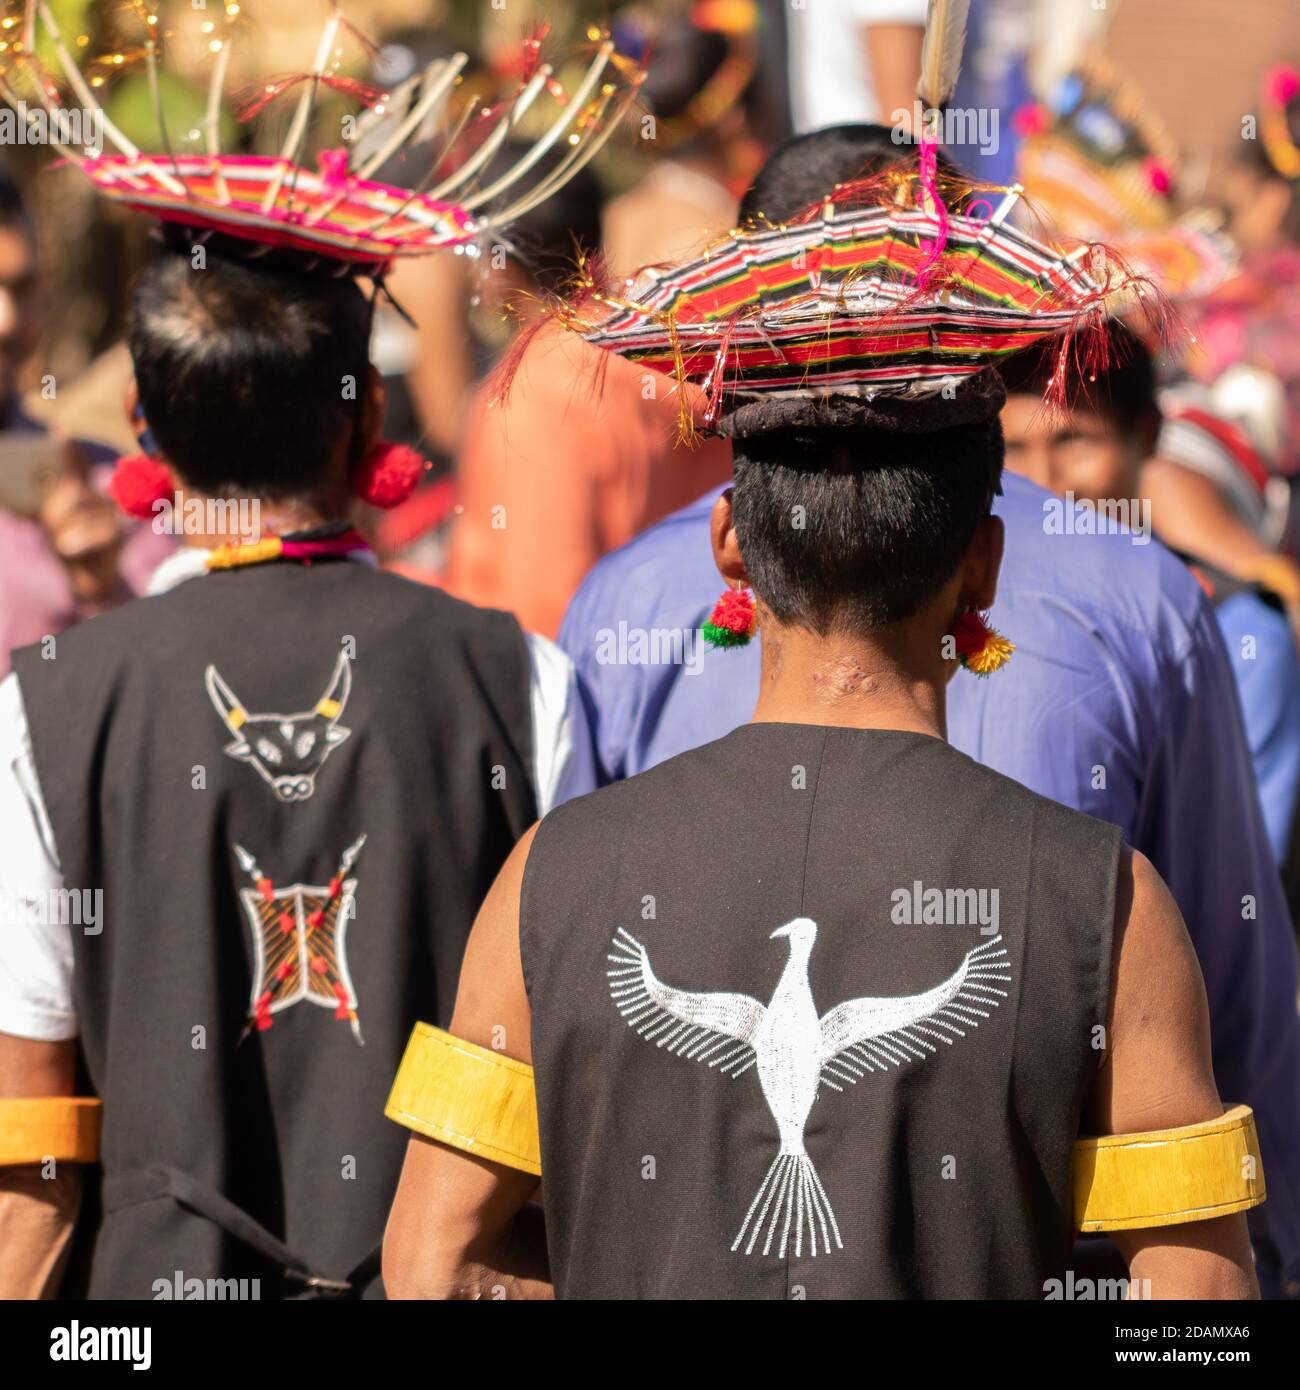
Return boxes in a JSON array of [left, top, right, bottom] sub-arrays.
[[717, 368, 1008, 439]]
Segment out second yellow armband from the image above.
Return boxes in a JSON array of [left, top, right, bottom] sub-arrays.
[[385, 1025, 1266, 1233]]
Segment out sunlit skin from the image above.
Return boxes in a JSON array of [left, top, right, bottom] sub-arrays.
[[0, 219, 128, 602], [0, 221, 43, 403], [1000, 393, 1141, 506], [1217, 164, 1293, 255]]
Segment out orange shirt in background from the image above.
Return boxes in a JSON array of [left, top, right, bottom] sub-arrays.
[[446, 325, 733, 638]]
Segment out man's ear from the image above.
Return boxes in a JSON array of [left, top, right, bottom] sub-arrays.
[[122, 376, 177, 478], [358, 363, 386, 458], [961, 513, 1004, 612], [710, 488, 750, 588], [124, 377, 145, 444]]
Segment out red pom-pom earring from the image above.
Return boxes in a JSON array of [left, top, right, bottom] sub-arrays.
[[952, 609, 1015, 676], [352, 441, 427, 509], [107, 451, 173, 520], [703, 586, 756, 649]]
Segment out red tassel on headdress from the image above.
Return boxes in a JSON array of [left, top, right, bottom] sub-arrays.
[[702, 587, 756, 649], [952, 610, 1014, 676], [317, 147, 351, 194], [914, 130, 951, 290], [108, 451, 173, 520], [352, 441, 427, 509], [234, 73, 388, 124]]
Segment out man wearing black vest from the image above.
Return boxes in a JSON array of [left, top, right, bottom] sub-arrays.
[[381, 146, 1264, 1294], [0, 244, 593, 1298], [384, 367, 1260, 1300]]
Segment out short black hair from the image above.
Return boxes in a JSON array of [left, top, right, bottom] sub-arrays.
[[732, 417, 1004, 635], [739, 122, 949, 223], [997, 317, 1158, 442], [127, 249, 371, 499]]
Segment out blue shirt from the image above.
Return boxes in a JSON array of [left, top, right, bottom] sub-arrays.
[[1215, 592, 1300, 862], [560, 469, 1300, 1293]]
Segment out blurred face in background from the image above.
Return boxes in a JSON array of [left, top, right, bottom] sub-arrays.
[[1218, 164, 1294, 253], [1000, 395, 1141, 503], [0, 217, 41, 403]]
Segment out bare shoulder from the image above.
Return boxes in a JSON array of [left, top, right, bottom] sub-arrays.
[[1112, 847, 1207, 1032], [447, 824, 541, 1063], [1090, 846, 1221, 1136]]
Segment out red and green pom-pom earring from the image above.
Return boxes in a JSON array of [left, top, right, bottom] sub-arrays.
[[703, 586, 756, 649], [952, 609, 1015, 676]]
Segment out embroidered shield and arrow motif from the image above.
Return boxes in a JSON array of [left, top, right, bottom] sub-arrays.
[[234, 835, 367, 1044]]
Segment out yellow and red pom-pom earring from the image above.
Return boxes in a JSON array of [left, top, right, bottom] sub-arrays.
[[703, 586, 756, 649], [952, 609, 1014, 676]]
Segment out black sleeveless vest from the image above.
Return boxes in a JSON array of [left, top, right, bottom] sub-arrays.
[[521, 724, 1121, 1299], [14, 559, 536, 1298]]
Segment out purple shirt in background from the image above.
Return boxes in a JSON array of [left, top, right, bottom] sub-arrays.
[[560, 469, 1300, 1295], [0, 401, 173, 675]]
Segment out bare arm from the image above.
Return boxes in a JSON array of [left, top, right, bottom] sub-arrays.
[[446, 335, 610, 638], [1086, 848, 1258, 1299], [0, 1032, 81, 1298], [1142, 458, 1276, 577], [864, 22, 924, 126], [383, 825, 551, 1299], [386, 253, 473, 459]]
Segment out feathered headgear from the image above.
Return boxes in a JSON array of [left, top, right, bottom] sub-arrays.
[[0, 1, 644, 277], [499, 0, 1171, 443], [552, 162, 1169, 440]]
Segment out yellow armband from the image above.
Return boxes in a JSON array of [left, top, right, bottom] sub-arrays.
[[0, 1097, 101, 1165], [385, 1024, 541, 1176], [1073, 1104, 1265, 1232], [385, 1028, 1265, 1233]]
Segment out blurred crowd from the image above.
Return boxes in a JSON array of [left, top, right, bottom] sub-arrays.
[[2, 0, 1300, 1307], [5, 0, 1300, 878]]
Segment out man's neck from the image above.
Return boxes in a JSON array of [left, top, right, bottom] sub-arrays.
[[177, 494, 351, 551], [749, 621, 948, 740]]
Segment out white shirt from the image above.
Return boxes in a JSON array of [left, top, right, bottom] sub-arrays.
[[787, 0, 929, 134], [0, 550, 596, 1041]]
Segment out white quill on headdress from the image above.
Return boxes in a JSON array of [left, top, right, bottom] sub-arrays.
[[916, 0, 971, 112]]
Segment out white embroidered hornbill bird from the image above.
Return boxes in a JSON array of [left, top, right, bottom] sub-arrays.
[[607, 919, 1010, 1259]]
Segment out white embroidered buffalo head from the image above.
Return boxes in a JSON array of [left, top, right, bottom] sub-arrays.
[[204, 652, 352, 802]]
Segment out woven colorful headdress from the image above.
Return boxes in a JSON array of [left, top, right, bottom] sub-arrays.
[[559, 166, 1163, 439], [525, 0, 1167, 441], [0, 1, 644, 276]]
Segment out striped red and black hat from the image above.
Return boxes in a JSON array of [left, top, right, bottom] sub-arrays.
[[575, 168, 1165, 439]]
